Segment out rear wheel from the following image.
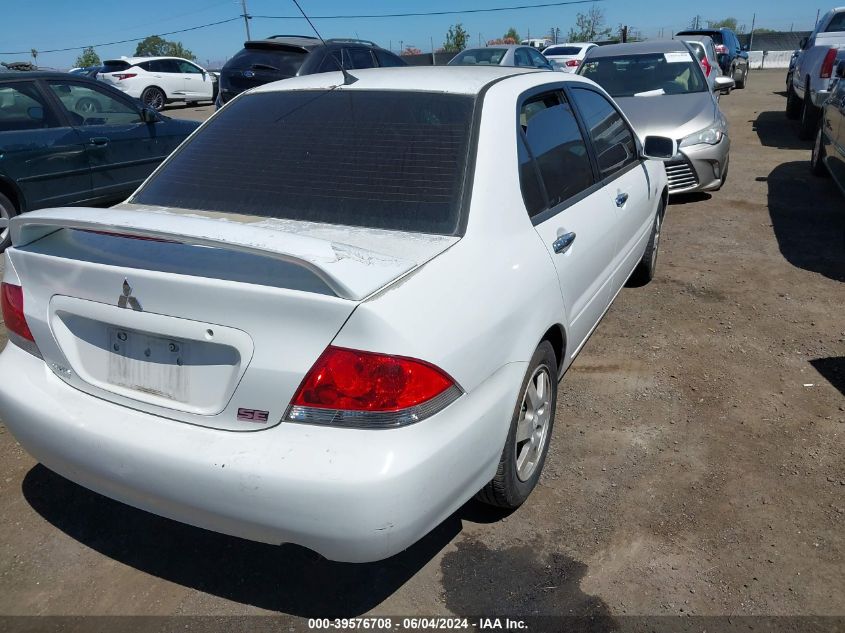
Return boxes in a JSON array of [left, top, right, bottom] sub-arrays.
[[0, 191, 19, 252], [811, 127, 830, 177], [141, 86, 166, 111], [786, 82, 801, 119], [799, 81, 820, 140], [735, 65, 747, 89], [477, 341, 557, 509], [628, 198, 665, 286]]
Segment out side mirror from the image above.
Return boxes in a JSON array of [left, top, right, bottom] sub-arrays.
[[837, 61, 845, 79], [714, 75, 735, 92], [140, 106, 159, 123], [641, 136, 677, 161]]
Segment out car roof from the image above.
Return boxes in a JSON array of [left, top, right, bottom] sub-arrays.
[[103, 56, 195, 64], [585, 40, 693, 58], [0, 70, 99, 81], [250, 65, 572, 96], [461, 45, 520, 51]]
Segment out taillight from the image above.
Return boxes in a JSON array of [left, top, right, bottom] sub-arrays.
[[286, 346, 462, 428], [1, 282, 40, 357], [715, 44, 728, 54], [820, 48, 837, 79], [113, 73, 137, 80], [701, 58, 712, 77], [565, 59, 579, 67]]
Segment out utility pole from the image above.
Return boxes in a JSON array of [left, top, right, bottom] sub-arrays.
[[748, 13, 756, 50], [431, 36, 435, 65], [815, 9, 820, 28], [240, 0, 251, 41], [621, 25, 628, 43]]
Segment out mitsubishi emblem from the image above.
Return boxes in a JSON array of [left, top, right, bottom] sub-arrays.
[[118, 279, 142, 311]]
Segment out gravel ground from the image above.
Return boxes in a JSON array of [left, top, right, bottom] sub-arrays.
[[0, 70, 842, 621]]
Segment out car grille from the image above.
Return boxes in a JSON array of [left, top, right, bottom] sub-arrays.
[[664, 157, 699, 192]]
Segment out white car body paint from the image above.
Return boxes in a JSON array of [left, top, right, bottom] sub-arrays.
[[0, 67, 668, 562], [98, 56, 214, 104]]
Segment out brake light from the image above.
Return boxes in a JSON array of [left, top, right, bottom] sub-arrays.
[[820, 48, 837, 79], [565, 59, 579, 67], [701, 57, 712, 77], [715, 44, 728, 55], [286, 346, 462, 428], [1, 283, 34, 342], [113, 73, 137, 80]]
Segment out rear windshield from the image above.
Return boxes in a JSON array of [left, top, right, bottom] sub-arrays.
[[825, 12, 845, 32], [579, 52, 707, 97], [544, 46, 582, 56], [133, 90, 476, 235], [677, 31, 723, 45], [686, 42, 706, 61], [226, 47, 308, 75], [102, 60, 131, 72]]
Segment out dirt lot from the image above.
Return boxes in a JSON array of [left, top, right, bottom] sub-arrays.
[[0, 70, 842, 622]]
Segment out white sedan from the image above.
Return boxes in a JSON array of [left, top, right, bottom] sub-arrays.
[[0, 66, 673, 562]]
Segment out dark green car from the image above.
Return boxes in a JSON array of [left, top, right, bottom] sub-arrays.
[[0, 72, 200, 249]]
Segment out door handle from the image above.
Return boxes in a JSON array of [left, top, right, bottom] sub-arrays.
[[552, 232, 576, 254], [615, 192, 629, 207], [88, 137, 109, 147]]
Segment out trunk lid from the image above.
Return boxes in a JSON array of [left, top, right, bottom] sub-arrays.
[[8, 206, 457, 430]]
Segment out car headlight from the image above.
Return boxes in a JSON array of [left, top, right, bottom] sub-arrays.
[[679, 118, 727, 148]]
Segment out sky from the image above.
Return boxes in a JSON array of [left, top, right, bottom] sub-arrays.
[[0, 0, 826, 69]]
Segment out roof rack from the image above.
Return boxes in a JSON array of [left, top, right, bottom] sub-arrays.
[[324, 38, 380, 47]]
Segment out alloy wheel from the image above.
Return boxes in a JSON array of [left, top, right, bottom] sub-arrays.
[[514, 365, 553, 482]]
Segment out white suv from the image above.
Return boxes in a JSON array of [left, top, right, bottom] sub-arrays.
[[98, 56, 214, 111]]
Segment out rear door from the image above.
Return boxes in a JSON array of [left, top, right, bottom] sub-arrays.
[[568, 85, 653, 290], [0, 79, 91, 209], [45, 79, 167, 201], [519, 89, 617, 357]]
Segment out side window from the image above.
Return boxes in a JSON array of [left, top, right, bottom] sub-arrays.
[[569, 87, 638, 180], [318, 50, 347, 73], [518, 134, 547, 217], [519, 91, 594, 212], [136, 61, 152, 71], [154, 59, 181, 73], [528, 48, 550, 68], [48, 81, 141, 126], [0, 81, 59, 131], [514, 48, 533, 67], [177, 60, 203, 74], [348, 48, 375, 69], [375, 49, 404, 67]]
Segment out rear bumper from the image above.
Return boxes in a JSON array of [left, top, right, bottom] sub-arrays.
[[0, 343, 522, 562], [667, 136, 731, 194]]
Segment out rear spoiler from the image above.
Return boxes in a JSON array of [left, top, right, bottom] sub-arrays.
[[11, 207, 415, 301]]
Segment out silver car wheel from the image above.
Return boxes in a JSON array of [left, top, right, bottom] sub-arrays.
[[0, 202, 10, 244], [514, 365, 552, 482], [651, 212, 662, 269]]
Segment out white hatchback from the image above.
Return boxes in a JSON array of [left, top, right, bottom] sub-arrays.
[[0, 66, 674, 562], [98, 56, 214, 110]]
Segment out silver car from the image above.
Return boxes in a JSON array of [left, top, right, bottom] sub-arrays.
[[448, 45, 553, 70], [683, 36, 723, 92], [579, 40, 734, 194]]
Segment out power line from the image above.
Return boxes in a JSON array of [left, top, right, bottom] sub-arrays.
[[0, 16, 241, 56], [252, 0, 606, 21]]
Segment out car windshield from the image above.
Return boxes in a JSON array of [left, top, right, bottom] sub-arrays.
[[544, 46, 582, 56], [449, 48, 507, 65], [227, 47, 308, 75], [132, 90, 476, 235], [579, 52, 707, 97]]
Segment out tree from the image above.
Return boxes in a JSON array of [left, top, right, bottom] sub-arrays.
[[135, 35, 196, 60], [504, 27, 520, 42], [74, 47, 100, 68], [707, 17, 738, 31], [567, 6, 612, 42], [487, 37, 517, 45], [443, 23, 470, 53], [401, 46, 422, 56]]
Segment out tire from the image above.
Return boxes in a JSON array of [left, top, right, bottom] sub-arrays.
[[799, 81, 820, 140], [477, 341, 558, 509], [811, 126, 830, 177], [141, 86, 166, 111], [786, 82, 801, 119], [735, 66, 747, 89], [0, 191, 19, 252], [628, 198, 665, 286]]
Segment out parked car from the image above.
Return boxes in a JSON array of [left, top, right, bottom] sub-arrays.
[[787, 49, 800, 90], [0, 66, 675, 563], [217, 36, 405, 108], [521, 38, 552, 50], [97, 56, 215, 111], [0, 72, 199, 249], [448, 45, 553, 70], [580, 40, 734, 194], [675, 27, 749, 88], [682, 36, 723, 92], [543, 42, 597, 72], [811, 57, 845, 193], [69, 66, 105, 78], [786, 7, 845, 138]]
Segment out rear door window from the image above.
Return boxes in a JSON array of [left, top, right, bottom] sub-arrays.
[[569, 87, 638, 180], [519, 91, 594, 211], [133, 90, 476, 235], [514, 48, 533, 67], [347, 48, 376, 69], [48, 81, 141, 126]]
